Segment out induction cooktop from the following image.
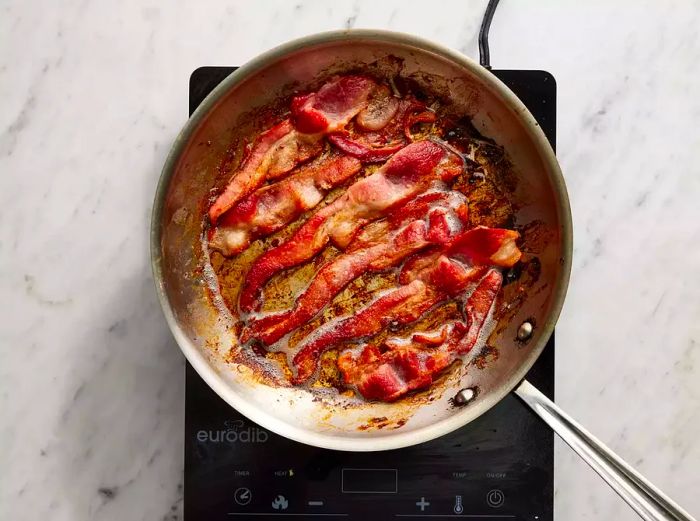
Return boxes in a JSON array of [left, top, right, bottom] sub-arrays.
[[183, 66, 557, 521]]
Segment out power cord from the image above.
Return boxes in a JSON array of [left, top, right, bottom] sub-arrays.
[[478, 0, 501, 69]]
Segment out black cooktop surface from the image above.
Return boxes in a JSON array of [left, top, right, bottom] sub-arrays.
[[185, 67, 557, 521]]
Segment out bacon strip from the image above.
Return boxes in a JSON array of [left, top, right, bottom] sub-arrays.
[[405, 110, 437, 140], [327, 131, 404, 162], [338, 269, 502, 401], [448, 226, 522, 267], [290, 252, 486, 384], [242, 191, 468, 345], [209, 76, 376, 224], [291, 75, 375, 134], [208, 154, 361, 256], [329, 96, 436, 160], [457, 269, 503, 354], [359, 98, 433, 146], [238, 141, 458, 312], [292, 279, 434, 384], [356, 84, 400, 131], [339, 335, 456, 402], [208, 120, 321, 223], [242, 222, 428, 345]]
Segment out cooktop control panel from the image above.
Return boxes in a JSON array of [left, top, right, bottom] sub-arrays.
[[185, 67, 557, 521]]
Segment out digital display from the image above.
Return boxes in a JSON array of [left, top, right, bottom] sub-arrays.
[[342, 468, 398, 494]]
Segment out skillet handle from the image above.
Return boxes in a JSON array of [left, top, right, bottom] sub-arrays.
[[515, 379, 696, 521]]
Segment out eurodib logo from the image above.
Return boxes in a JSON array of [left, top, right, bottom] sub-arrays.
[[196, 419, 269, 443]]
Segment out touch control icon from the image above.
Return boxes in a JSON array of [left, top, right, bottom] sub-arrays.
[[486, 489, 505, 508], [454, 495, 464, 514], [234, 487, 252, 506], [271, 495, 289, 510], [416, 497, 430, 511]]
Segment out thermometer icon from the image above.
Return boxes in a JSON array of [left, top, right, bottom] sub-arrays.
[[454, 495, 464, 514]]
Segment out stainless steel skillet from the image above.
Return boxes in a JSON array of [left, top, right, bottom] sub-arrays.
[[151, 30, 695, 521]]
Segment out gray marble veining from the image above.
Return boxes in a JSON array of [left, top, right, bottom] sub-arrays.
[[1, 1, 698, 520]]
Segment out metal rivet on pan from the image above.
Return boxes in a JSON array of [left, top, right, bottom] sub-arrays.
[[453, 387, 476, 406], [517, 321, 534, 341]]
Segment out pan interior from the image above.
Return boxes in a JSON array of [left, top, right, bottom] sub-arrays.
[[153, 31, 570, 450]]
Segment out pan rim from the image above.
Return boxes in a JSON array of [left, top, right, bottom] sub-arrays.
[[150, 28, 573, 451]]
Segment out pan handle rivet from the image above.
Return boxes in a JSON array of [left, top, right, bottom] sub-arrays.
[[517, 321, 533, 341], [454, 387, 476, 406]]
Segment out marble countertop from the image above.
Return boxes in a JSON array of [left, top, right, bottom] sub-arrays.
[[1, 1, 699, 520]]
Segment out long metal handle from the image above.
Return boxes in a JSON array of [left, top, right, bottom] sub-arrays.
[[515, 379, 696, 521]]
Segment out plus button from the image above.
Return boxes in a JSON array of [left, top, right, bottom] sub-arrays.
[[416, 497, 431, 511]]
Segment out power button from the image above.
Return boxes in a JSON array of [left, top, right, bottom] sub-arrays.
[[486, 489, 504, 508]]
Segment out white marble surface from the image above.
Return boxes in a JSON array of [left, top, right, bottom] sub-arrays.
[[1, 1, 699, 519]]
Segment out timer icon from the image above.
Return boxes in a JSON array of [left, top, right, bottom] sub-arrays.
[[234, 487, 252, 506], [454, 495, 464, 514]]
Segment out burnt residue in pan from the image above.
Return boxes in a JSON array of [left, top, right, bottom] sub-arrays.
[[492, 257, 542, 341], [471, 344, 499, 370]]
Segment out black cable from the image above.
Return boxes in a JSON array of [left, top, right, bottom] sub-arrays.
[[478, 0, 501, 69]]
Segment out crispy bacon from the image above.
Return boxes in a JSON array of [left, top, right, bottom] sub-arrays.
[[394, 227, 520, 283], [242, 192, 468, 344], [290, 252, 486, 384], [290, 225, 521, 383], [209, 76, 376, 224], [238, 141, 457, 313], [291, 75, 375, 134], [407, 325, 450, 346], [292, 279, 435, 384], [349, 191, 454, 246], [338, 270, 502, 401], [448, 226, 522, 267], [457, 269, 503, 354], [327, 131, 404, 162], [339, 340, 454, 402], [209, 120, 296, 223], [242, 222, 428, 345], [208, 154, 361, 256]]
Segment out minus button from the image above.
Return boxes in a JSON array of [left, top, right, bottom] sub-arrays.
[[308, 500, 324, 506]]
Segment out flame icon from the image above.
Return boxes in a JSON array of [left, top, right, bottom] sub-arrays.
[[271, 495, 289, 510]]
